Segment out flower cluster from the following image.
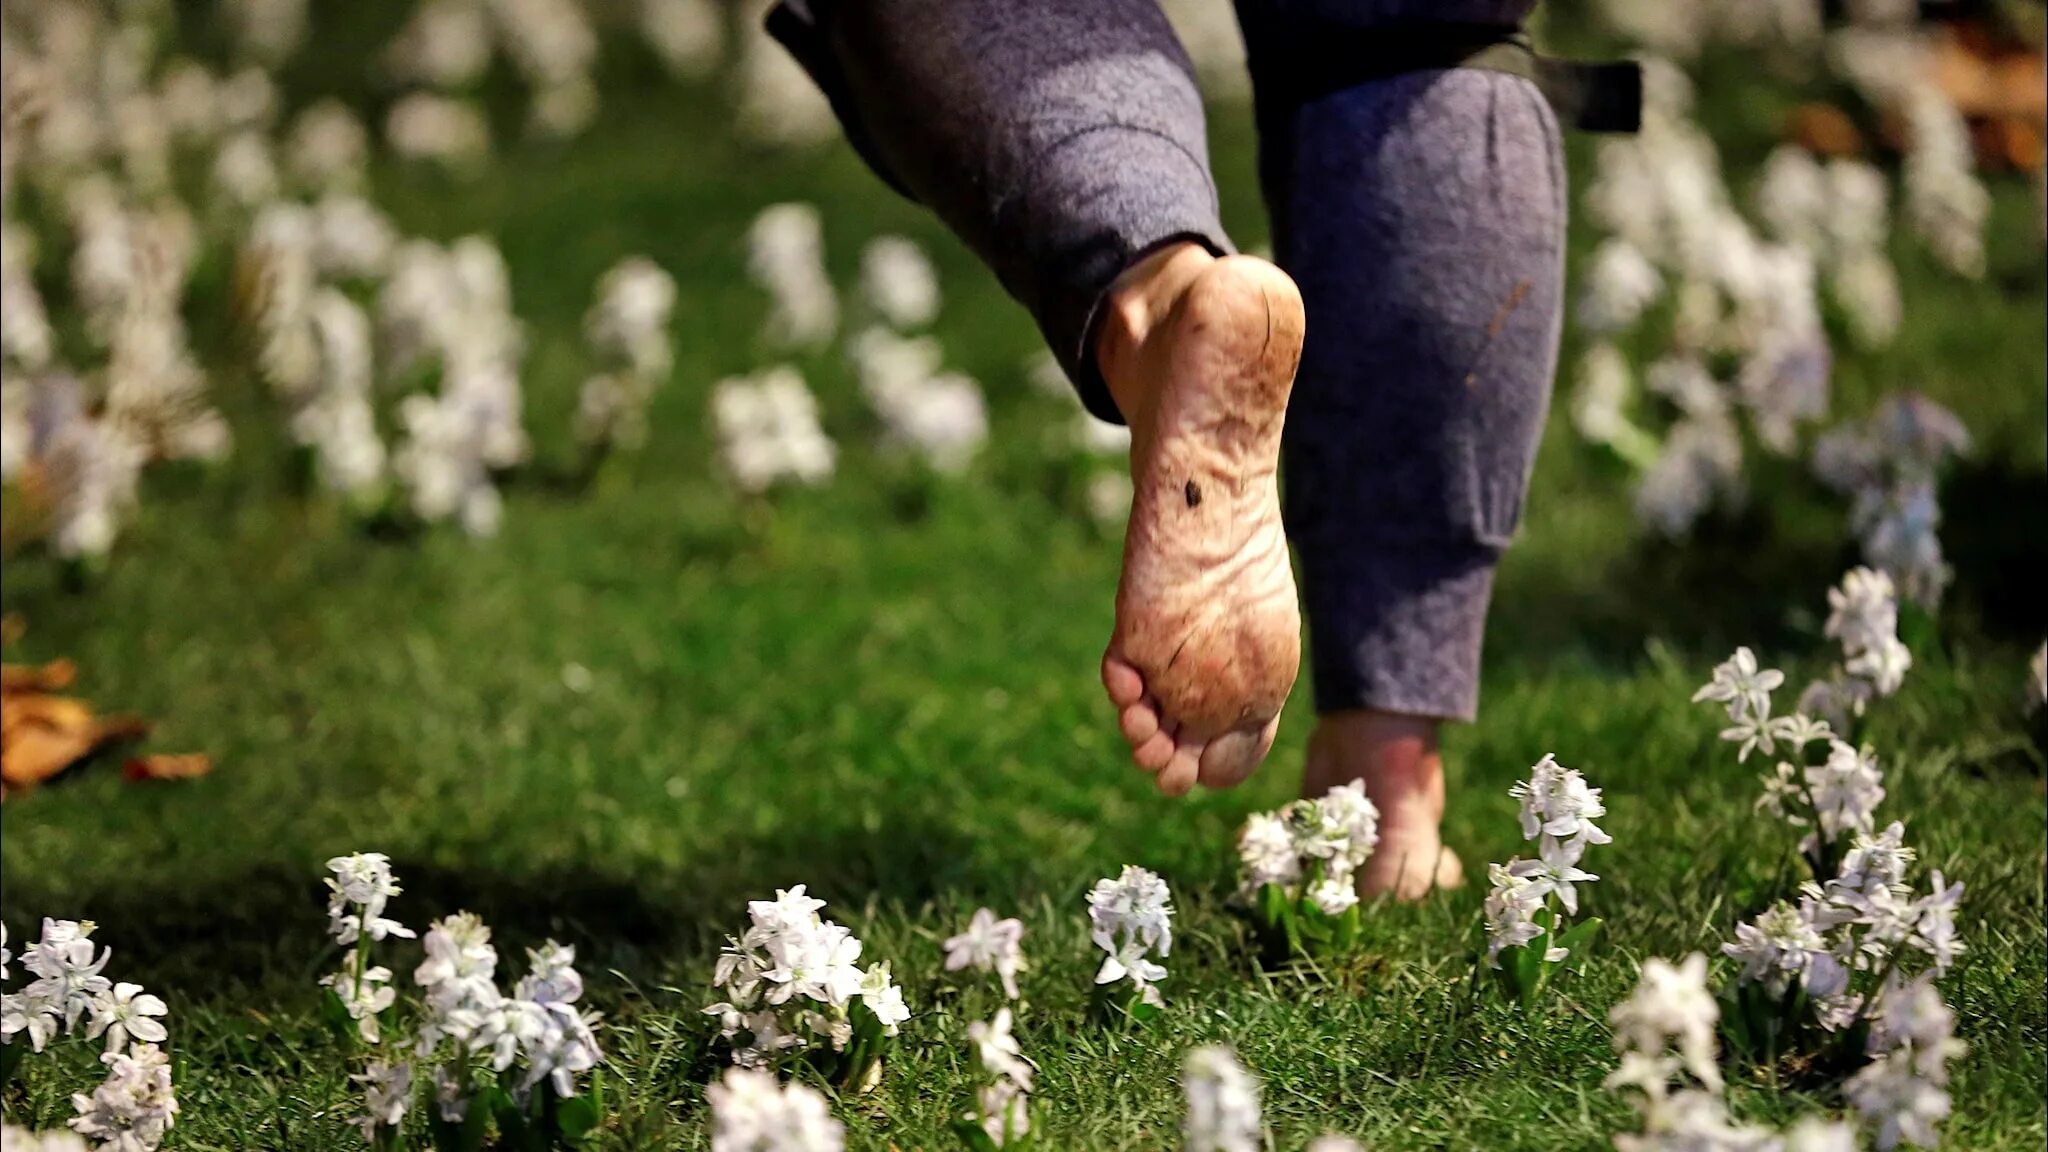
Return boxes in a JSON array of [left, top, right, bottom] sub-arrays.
[[1085, 866, 1174, 1013], [639, 0, 724, 81], [1798, 566, 1913, 732], [1754, 145, 1900, 349], [1182, 1046, 1262, 1152], [711, 367, 838, 493], [312, 854, 603, 1147], [1237, 781, 1381, 914], [381, 0, 599, 146], [320, 853, 416, 1043], [850, 328, 988, 474], [1482, 754, 1609, 993], [748, 204, 839, 350], [859, 237, 940, 330], [1846, 974, 1966, 1151], [1696, 643, 1891, 871], [2, 919, 178, 1151], [1812, 394, 1969, 611], [1606, 954, 1858, 1152], [1571, 60, 1836, 539], [576, 256, 679, 452], [942, 908, 1027, 1001], [1722, 820, 1965, 1039], [3, 920, 168, 1059], [706, 1066, 845, 1152], [956, 1009, 1035, 1148], [383, 236, 531, 537], [703, 886, 910, 1085]]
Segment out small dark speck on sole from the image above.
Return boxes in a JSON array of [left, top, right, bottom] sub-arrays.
[[1185, 480, 1202, 508]]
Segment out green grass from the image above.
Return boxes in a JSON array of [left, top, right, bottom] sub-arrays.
[[4, 8, 2046, 1150]]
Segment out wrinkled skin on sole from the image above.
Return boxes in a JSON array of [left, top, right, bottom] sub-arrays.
[[1103, 256, 1304, 796]]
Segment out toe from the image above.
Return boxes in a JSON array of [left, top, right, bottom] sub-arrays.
[[1101, 654, 1145, 708], [1119, 701, 1161, 746], [1156, 743, 1201, 796], [1131, 730, 1175, 772], [1196, 717, 1280, 790]]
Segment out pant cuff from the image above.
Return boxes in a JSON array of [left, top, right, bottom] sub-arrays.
[[1022, 127, 1231, 425], [1304, 536, 1501, 722]]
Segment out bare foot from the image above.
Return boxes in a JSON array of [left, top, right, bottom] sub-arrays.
[[1095, 244, 1304, 797], [1305, 711, 1464, 901]]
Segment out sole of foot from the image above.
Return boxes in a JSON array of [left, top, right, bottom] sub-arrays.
[[1100, 253, 1304, 797]]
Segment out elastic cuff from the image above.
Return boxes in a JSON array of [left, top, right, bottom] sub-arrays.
[[1304, 536, 1502, 722], [1023, 128, 1232, 426]]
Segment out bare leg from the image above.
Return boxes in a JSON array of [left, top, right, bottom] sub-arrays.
[[1304, 710, 1464, 900]]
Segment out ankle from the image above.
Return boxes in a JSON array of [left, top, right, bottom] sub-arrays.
[[1306, 710, 1446, 823], [1094, 241, 1214, 420]]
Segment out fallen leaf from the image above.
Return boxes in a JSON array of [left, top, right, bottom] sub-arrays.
[[1, 658, 78, 694], [123, 753, 213, 782]]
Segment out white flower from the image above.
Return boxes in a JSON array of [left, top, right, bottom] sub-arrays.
[[1482, 862, 1555, 965], [515, 941, 583, 1006], [706, 887, 900, 1068], [1723, 902, 1829, 996], [1905, 872, 1965, 975], [712, 367, 837, 492], [1236, 811, 1301, 894], [67, 1042, 178, 1152], [416, 912, 501, 1026], [85, 982, 168, 1054], [3, 989, 62, 1053], [860, 236, 940, 329], [1826, 567, 1899, 657], [1508, 837, 1601, 918], [747, 204, 837, 348], [943, 908, 1026, 1000], [640, 0, 723, 78], [355, 1059, 412, 1139], [966, 1008, 1035, 1092], [1087, 865, 1174, 959], [1579, 237, 1664, 332], [856, 963, 909, 1032], [1087, 865, 1174, 1004], [1693, 647, 1783, 721], [523, 1000, 603, 1099], [1307, 877, 1359, 917], [1846, 634, 1912, 698], [1607, 953, 1722, 1094], [385, 94, 492, 171], [325, 853, 414, 945], [1182, 1046, 1262, 1152], [1848, 1047, 1955, 1151], [1807, 740, 1886, 845], [20, 919, 113, 1033], [1509, 753, 1612, 850], [975, 1077, 1032, 1146], [706, 1066, 845, 1152], [0, 1125, 91, 1152], [323, 965, 397, 1044]]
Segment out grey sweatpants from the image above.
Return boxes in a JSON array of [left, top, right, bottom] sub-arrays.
[[770, 0, 1563, 721]]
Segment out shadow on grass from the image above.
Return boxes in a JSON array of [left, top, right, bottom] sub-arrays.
[[2, 810, 987, 1009], [1941, 459, 2048, 644], [1491, 499, 1853, 666]]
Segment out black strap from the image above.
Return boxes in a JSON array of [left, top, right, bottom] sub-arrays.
[[1242, 19, 1641, 135]]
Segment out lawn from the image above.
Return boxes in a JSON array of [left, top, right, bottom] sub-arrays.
[[2, 3, 2045, 1150]]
